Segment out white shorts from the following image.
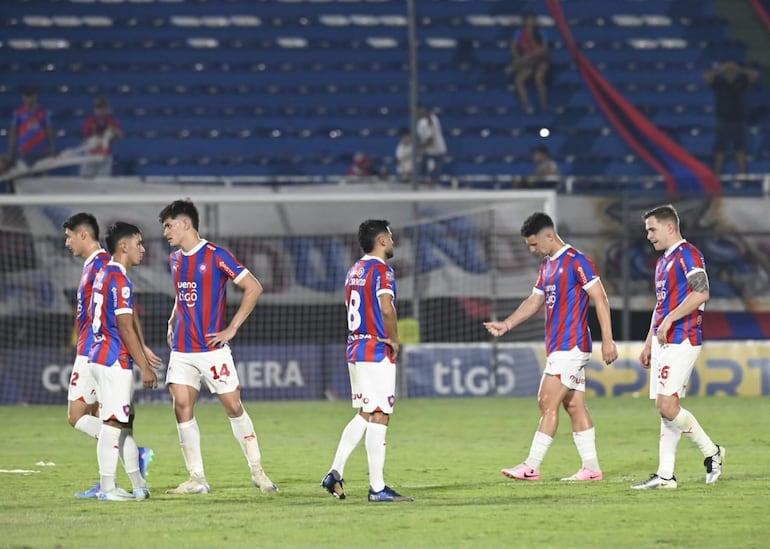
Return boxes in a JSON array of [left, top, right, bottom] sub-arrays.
[[650, 338, 701, 399], [166, 347, 240, 395], [67, 354, 98, 404], [89, 362, 134, 423], [348, 358, 396, 414], [543, 347, 591, 392]]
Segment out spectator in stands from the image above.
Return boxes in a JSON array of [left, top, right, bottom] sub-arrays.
[[704, 61, 759, 175], [7, 87, 55, 168], [416, 107, 448, 182], [395, 130, 414, 181], [80, 96, 124, 178], [532, 145, 559, 178], [510, 13, 550, 113], [347, 152, 375, 177]]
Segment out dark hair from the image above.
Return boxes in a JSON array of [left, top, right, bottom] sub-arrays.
[[643, 204, 679, 228], [358, 219, 390, 254], [62, 212, 100, 241], [105, 221, 141, 254], [532, 145, 550, 156], [159, 199, 199, 231], [520, 212, 555, 237], [21, 86, 38, 97]]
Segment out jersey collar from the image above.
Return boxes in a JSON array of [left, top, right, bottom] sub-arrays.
[[361, 254, 386, 264], [84, 248, 107, 266], [664, 239, 686, 258], [548, 243, 571, 261], [182, 239, 208, 256], [107, 260, 127, 275]]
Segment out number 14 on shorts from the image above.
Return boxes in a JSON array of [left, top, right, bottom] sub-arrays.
[[210, 363, 231, 380]]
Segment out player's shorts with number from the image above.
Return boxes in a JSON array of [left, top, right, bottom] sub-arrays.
[[650, 338, 701, 399], [89, 361, 134, 422], [348, 358, 396, 414], [543, 346, 590, 392], [67, 354, 98, 404], [167, 346, 239, 395]]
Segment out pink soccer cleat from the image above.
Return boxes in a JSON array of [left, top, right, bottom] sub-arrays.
[[560, 468, 603, 481], [501, 463, 541, 481]]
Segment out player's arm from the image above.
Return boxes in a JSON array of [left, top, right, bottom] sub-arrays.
[[117, 313, 157, 388], [132, 310, 161, 368], [639, 313, 655, 369], [484, 291, 545, 337], [206, 273, 263, 348], [656, 271, 709, 344], [585, 280, 618, 365], [166, 295, 177, 349], [377, 293, 399, 359]]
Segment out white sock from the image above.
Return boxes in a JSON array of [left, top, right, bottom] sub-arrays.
[[74, 415, 102, 439], [97, 424, 121, 493], [657, 418, 681, 479], [119, 429, 146, 490], [177, 418, 205, 477], [331, 414, 368, 477], [524, 431, 553, 470], [365, 422, 387, 492], [572, 428, 600, 471], [229, 412, 262, 469], [671, 408, 718, 458]]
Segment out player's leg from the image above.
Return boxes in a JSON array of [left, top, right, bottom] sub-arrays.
[[207, 348, 277, 493], [67, 356, 101, 438], [561, 389, 602, 480], [166, 352, 209, 494], [117, 414, 151, 499]]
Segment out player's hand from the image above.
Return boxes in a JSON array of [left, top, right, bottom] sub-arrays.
[[657, 317, 672, 346], [207, 326, 237, 348], [167, 324, 174, 349], [602, 340, 618, 365], [639, 343, 652, 369], [377, 337, 399, 359], [483, 321, 509, 337], [141, 367, 158, 389], [143, 346, 162, 369]]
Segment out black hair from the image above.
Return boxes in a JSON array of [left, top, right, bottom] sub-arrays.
[[358, 219, 390, 254], [520, 212, 555, 237], [158, 199, 199, 231], [643, 204, 680, 228], [62, 212, 100, 241], [105, 221, 142, 254]]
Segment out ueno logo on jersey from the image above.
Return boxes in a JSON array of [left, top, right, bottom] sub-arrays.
[[656, 279, 667, 301], [177, 281, 198, 305], [544, 284, 557, 308]]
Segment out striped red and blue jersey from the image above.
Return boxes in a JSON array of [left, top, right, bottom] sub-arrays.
[[75, 248, 111, 357], [345, 255, 396, 363], [88, 261, 134, 369], [169, 240, 248, 353], [533, 245, 600, 355], [652, 240, 706, 345], [11, 105, 51, 159]]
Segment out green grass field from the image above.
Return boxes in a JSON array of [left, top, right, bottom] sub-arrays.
[[1, 397, 769, 548]]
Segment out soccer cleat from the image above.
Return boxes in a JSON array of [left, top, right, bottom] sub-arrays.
[[251, 466, 279, 493], [368, 485, 413, 503], [320, 470, 345, 500], [138, 447, 154, 479], [74, 482, 101, 499], [133, 487, 151, 500], [501, 463, 541, 481], [560, 468, 603, 481], [631, 474, 678, 490], [97, 488, 136, 502], [166, 474, 211, 495], [704, 445, 725, 485]]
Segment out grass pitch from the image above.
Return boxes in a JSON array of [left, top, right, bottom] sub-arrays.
[[1, 397, 769, 548]]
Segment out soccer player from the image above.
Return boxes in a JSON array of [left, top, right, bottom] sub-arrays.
[[484, 212, 618, 481], [159, 199, 277, 494], [321, 220, 412, 502], [63, 212, 157, 499], [631, 205, 724, 490], [89, 222, 158, 501]]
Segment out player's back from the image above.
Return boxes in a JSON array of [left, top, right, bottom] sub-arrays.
[[654, 240, 705, 345], [345, 255, 396, 363], [88, 261, 133, 369], [76, 249, 111, 357]]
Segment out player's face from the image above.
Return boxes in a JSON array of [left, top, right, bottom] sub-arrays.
[[124, 234, 145, 266], [524, 231, 551, 258], [64, 228, 85, 257], [383, 228, 395, 259], [162, 216, 186, 247], [645, 217, 672, 251]]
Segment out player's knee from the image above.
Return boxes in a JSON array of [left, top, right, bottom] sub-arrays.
[[369, 411, 389, 425], [656, 400, 678, 421], [67, 411, 81, 428]]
